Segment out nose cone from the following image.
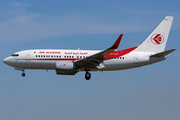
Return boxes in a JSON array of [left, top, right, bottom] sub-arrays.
[[3, 57, 8, 64], [3, 57, 14, 66], [3, 56, 19, 68]]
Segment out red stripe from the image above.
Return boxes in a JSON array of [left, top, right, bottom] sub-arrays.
[[105, 46, 138, 60], [20, 58, 78, 61]]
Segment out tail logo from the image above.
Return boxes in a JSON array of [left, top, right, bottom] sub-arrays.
[[151, 34, 164, 45]]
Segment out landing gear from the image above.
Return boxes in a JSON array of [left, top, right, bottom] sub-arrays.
[[22, 72, 25, 77], [15, 68, 25, 77], [85, 72, 91, 80]]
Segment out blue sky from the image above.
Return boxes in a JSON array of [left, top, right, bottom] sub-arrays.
[[0, 0, 180, 120]]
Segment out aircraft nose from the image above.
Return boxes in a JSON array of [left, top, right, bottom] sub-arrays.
[[3, 56, 17, 67], [3, 57, 10, 65]]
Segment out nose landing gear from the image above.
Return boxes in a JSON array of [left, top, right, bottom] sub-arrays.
[[15, 67, 25, 77], [22, 72, 25, 77]]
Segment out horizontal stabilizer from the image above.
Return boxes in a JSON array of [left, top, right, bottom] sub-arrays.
[[150, 49, 176, 57]]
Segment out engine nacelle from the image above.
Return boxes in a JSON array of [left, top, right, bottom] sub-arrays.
[[55, 61, 76, 75]]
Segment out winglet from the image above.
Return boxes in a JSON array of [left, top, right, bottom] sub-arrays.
[[110, 34, 123, 49]]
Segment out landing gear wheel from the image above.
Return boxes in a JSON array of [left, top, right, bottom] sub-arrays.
[[85, 72, 91, 80], [22, 73, 25, 77]]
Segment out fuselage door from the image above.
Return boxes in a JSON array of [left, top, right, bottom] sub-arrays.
[[133, 53, 138, 64], [26, 51, 31, 61]]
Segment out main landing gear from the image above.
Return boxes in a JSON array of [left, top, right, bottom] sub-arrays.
[[85, 71, 91, 80]]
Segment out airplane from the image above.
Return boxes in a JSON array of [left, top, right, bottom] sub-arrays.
[[3, 16, 176, 80]]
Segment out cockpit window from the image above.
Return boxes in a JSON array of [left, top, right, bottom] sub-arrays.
[[11, 54, 19, 57]]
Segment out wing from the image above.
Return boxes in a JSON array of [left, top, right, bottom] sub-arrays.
[[75, 34, 123, 70]]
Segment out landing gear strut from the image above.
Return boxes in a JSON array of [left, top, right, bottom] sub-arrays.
[[15, 68, 25, 77], [85, 72, 91, 80]]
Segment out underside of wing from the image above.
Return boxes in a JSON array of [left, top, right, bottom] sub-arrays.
[[75, 34, 123, 70]]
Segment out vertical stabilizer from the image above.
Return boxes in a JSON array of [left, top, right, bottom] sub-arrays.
[[134, 16, 173, 53]]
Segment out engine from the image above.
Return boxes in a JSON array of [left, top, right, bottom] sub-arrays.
[[55, 61, 76, 75]]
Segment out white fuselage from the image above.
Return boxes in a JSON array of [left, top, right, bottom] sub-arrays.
[[3, 49, 165, 72]]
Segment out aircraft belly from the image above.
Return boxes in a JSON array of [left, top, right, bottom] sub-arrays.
[[15, 60, 32, 69], [102, 58, 134, 70], [31, 60, 56, 69]]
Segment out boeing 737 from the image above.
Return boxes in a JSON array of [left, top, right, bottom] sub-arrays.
[[3, 16, 176, 80]]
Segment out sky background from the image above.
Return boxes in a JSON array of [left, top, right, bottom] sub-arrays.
[[0, 0, 180, 120]]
